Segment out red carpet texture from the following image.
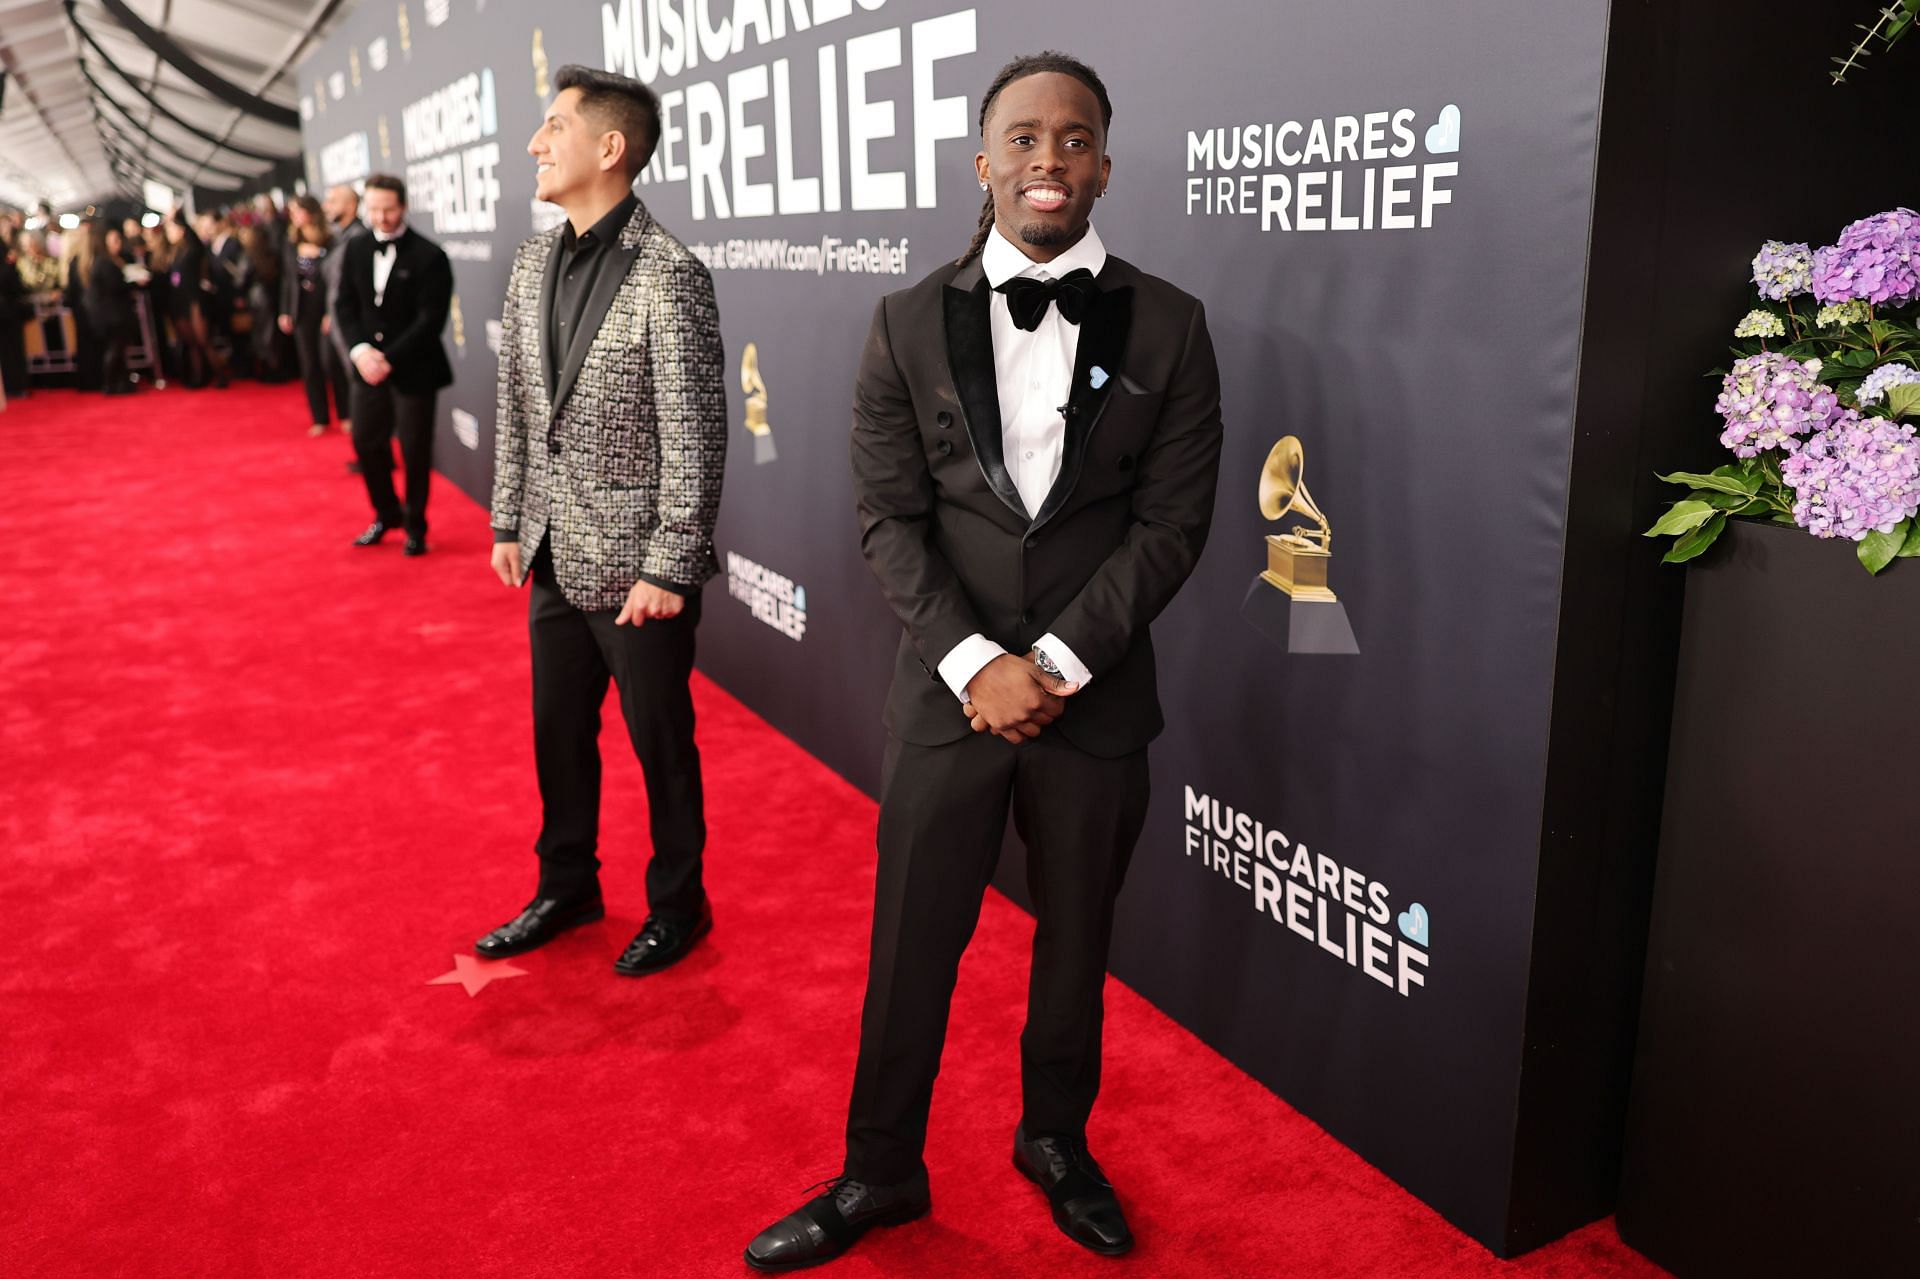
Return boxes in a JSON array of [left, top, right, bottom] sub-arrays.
[[0, 384, 1671, 1278]]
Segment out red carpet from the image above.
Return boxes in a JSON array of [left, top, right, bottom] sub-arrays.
[[1, 383, 1669, 1278]]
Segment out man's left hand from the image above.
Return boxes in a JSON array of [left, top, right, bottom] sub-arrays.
[[615, 580, 685, 626]]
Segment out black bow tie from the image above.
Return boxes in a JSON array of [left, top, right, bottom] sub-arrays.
[[995, 268, 1098, 331]]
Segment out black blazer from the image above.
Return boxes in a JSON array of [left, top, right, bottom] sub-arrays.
[[83, 256, 136, 333], [332, 226, 454, 394], [851, 252, 1224, 758]]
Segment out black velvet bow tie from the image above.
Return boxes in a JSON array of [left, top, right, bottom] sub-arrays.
[[995, 268, 1098, 331]]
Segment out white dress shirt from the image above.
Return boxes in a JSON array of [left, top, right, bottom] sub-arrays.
[[351, 225, 406, 364], [935, 224, 1106, 703]]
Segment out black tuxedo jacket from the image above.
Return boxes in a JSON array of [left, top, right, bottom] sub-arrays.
[[852, 252, 1223, 758], [333, 227, 454, 395]]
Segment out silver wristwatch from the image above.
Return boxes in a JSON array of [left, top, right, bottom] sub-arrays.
[[1031, 647, 1065, 680]]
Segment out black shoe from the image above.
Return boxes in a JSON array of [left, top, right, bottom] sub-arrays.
[[744, 1172, 931, 1272], [613, 902, 712, 975], [1012, 1125, 1133, 1256], [403, 537, 427, 557], [353, 521, 389, 547], [474, 894, 606, 959]]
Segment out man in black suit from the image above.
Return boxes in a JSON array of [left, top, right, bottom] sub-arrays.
[[746, 52, 1223, 1271], [321, 184, 369, 442], [333, 173, 453, 555]]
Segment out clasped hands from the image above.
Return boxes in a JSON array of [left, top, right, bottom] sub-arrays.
[[489, 542, 683, 624], [962, 652, 1080, 744], [352, 347, 393, 386]]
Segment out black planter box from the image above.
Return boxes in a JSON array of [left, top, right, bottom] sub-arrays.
[[1617, 518, 1920, 1276]]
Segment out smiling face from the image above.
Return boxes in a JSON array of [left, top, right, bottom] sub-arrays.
[[529, 87, 621, 208], [975, 71, 1109, 262]]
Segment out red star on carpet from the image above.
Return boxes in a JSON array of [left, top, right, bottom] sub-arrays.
[[426, 954, 530, 997]]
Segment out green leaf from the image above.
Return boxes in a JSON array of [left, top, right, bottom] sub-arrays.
[[1644, 500, 1716, 537], [1842, 348, 1880, 368], [1655, 469, 1759, 496], [1735, 498, 1773, 515], [1859, 519, 1909, 574], [1888, 382, 1920, 419], [1663, 513, 1727, 564]]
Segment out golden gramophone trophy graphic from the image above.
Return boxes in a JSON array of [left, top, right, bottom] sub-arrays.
[[1240, 435, 1359, 654], [532, 29, 551, 99], [741, 342, 776, 465], [449, 294, 466, 355]]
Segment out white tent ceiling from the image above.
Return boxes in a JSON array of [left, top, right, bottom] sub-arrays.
[[0, 0, 347, 211]]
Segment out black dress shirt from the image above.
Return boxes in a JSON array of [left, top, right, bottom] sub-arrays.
[[548, 192, 637, 370]]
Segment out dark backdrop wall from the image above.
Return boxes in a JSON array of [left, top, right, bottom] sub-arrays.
[[296, 0, 1719, 1255]]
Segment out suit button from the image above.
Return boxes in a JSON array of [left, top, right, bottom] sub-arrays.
[[374, 331, 384, 341], [1024, 535, 1038, 550], [1021, 610, 1033, 625], [936, 440, 952, 456], [935, 411, 952, 428], [1119, 454, 1134, 470]]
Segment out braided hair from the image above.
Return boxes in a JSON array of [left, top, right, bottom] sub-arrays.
[[956, 52, 1114, 267]]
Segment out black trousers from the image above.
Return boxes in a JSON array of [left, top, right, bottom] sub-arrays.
[[528, 542, 707, 924], [844, 729, 1150, 1185], [320, 331, 353, 422], [292, 298, 347, 425], [350, 379, 434, 539]]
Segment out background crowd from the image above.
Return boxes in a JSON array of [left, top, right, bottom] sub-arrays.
[[0, 189, 365, 440]]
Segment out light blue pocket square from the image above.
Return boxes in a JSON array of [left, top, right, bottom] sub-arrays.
[[1089, 366, 1109, 390]]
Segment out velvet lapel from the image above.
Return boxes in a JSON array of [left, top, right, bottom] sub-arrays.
[[552, 202, 651, 415], [1030, 276, 1133, 531], [536, 231, 563, 402], [943, 262, 1028, 521]]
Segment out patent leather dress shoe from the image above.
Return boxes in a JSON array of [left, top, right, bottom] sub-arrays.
[[473, 895, 605, 959], [403, 537, 428, 557], [1013, 1125, 1133, 1256], [352, 521, 388, 547], [744, 1172, 931, 1271], [613, 903, 712, 975]]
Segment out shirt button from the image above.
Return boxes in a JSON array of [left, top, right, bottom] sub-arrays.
[[1029, 380, 1040, 390], [1024, 450, 1035, 460]]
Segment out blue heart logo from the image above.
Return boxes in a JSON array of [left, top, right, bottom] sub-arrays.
[[1089, 366, 1109, 390], [1424, 104, 1461, 155], [1396, 903, 1430, 947]]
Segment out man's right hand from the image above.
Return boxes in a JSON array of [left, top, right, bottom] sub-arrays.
[[353, 347, 391, 385], [962, 654, 1079, 744], [491, 541, 523, 587]]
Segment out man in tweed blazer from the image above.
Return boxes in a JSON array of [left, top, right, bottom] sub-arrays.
[[480, 65, 728, 976]]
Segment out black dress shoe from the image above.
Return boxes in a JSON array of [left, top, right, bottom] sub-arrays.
[[744, 1172, 931, 1272], [474, 895, 605, 958], [1013, 1125, 1133, 1256], [403, 537, 428, 557], [613, 903, 712, 975], [353, 521, 388, 547]]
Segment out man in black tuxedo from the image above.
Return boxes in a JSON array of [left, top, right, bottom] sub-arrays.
[[333, 173, 453, 555], [746, 52, 1223, 1271]]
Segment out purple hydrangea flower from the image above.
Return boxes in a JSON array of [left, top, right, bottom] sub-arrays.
[[1857, 361, 1920, 408], [1809, 208, 1920, 307], [1781, 411, 1920, 539], [1715, 353, 1840, 456], [1751, 240, 1813, 300]]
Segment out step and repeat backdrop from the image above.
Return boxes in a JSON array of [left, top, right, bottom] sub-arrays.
[[301, 0, 1608, 1250]]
